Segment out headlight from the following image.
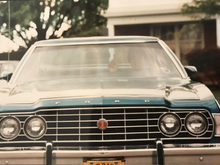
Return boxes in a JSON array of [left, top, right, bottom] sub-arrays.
[[185, 113, 207, 136], [24, 116, 47, 139], [158, 113, 181, 136], [0, 117, 20, 140]]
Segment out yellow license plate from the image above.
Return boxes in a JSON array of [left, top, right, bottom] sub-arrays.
[[82, 160, 125, 165]]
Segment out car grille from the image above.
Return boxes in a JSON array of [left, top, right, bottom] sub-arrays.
[[0, 107, 214, 146]]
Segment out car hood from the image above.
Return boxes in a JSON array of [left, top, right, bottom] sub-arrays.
[[0, 78, 214, 107]]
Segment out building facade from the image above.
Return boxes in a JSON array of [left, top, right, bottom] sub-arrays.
[[105, 0, 219, 64]]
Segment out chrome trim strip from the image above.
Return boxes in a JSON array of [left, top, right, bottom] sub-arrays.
[[0, 137, 213, 145], [13, 111, 196, 117], [53, 149, 156, 157], [215, 99, 220, 109], [35, 36, 157, 43], [0, 141, 47, 144], [101, 109, 104, 140], [212, 113, 220, 137], [78, 110, 81, 141], [53, 145, 220, 157], [124, 108, 127, 140], [27, 118, 167, 123], [56, 110, 58, 141], [0, 145, 220, 162], [2, 146, 219, 159], [45, 125, 162, 129], [16, 130, 212, 137], [146, 108, 149, 139], [36, 40, 149, 47], [0, 106, 211, 115]]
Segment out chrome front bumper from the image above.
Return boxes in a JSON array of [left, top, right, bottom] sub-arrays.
[[0, 142, 220, 165]]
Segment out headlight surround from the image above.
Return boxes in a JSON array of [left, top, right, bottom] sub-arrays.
[[213, 114, 220, 136], [158, 113, 181, 136], [185, 113, 208, 136], [0, 117, 21, 140], [24, 116, 47, 139]]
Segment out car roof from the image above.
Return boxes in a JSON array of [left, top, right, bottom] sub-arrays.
[[35, 36, 159, 46]]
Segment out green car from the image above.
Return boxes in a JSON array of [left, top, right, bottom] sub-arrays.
[[0, 36, 219, 165]]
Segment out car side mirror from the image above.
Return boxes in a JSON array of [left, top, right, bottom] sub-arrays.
[[0, 71, 13, 82], [184, 66, 197, 77]]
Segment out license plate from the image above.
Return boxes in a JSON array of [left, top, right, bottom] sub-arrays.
[[82, 160, 125, 165]]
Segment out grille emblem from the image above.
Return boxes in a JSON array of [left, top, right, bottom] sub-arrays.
[[97, 118, 108, 130]]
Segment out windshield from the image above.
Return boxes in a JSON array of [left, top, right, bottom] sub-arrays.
[[16, 42, 181, 83]]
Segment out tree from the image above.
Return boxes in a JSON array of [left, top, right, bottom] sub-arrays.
[[182, 0, 220, 86], [0, 0, 108, 49], [181, 0, 220, 19]]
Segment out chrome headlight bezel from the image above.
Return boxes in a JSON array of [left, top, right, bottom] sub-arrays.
[[213, 113, 220, 136], [24, 116, 47, 140], [158, 113, 181, 137], [185, 112, 208, 136], [0, 116, 21, 140]]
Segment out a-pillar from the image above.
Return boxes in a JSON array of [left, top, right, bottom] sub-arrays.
[[216, 18, 220, 48]]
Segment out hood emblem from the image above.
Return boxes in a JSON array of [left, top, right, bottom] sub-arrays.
[[97, 118, 108, 130]]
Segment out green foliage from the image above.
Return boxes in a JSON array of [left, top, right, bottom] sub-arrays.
[[181, 0, 220, 19], [0, 0, 108, 49]]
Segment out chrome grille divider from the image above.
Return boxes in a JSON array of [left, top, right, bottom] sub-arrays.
[[124, 108, 127, 140], [146, 108, 149, 139], [56, 110, 58, 141], [79, 110, 81, 141], [101, 109, 104, 141]]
